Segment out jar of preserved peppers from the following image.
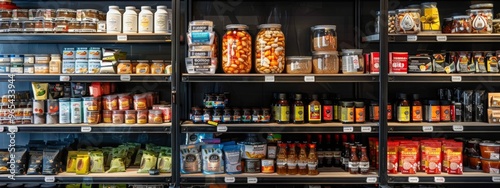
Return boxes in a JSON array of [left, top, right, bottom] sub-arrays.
[[255, 24, 285, 74], [222, 24, 252, 74]]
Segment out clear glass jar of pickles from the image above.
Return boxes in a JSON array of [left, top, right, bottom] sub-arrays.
[[255, 24, 285, 74], [222, 24, 252, 74]]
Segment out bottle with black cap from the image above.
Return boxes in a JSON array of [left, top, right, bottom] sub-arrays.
[[397, 93, 410, 123], [308, 94, 322, 124], [411, 94, 423, 122]]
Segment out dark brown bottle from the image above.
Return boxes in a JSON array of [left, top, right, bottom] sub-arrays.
[[333, 134, 342, 167], [397, 93, 410, 123], [316, 134, 324, 168], [348, 145, 359, 174], [323, 134, 333, 167], [411, 94, 423, 122], [341, 142, 350, 171], [321, 94, 334, 122], [292, 94, 305, 124], [276, 93, 290, 123], [359, 146, 370, 174]]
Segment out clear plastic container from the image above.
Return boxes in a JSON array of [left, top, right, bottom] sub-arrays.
[[494, 19, 500, 33], [285, 56, 312, 74], [452, 15, 471, 33], [420, 2, 440, 31], [222, 24, 252, 74], [255, 24, 285, 74], [310, 25, 336, 51], [112, 110, 124, 124], [56, 8, 76, 21], [467, 9, 493, 34], [395, 8, 421, 34], [312, 51, 339, 74], [341, 49, 364, 74]]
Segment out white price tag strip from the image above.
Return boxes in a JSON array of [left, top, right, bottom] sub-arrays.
[[247, 177, 258, 184], [451, 76, 462, 82], [117, 35, 128, 41], [407, 35, 418, 41], [408, 177, 419, 183], [216, 125, 227, 132], [491, 153, 500, 160], [120, 75, 131, 81], [493, 177, 500, 182], [81, 126, 92, 133], [224, 176, 235, 183], [366, 177, 377, 183], [343, 126, 354, 132], [361, 126, 372, 133], [264, 75, 275, 82], [453, 125, 464, 132], [436, 35, 447, 41], [434, 177, 445, 183], [422, 126, 433, 132], [44, 176, 55, 182], [60, 75, 70, 82], [8, 126, 18, 133], [304, 76, 315, 82]]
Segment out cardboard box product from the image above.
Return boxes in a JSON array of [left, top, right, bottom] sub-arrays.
[[389, 52, 408, 74], [370, 52, 380, 74], [408, 54, 432, 73]]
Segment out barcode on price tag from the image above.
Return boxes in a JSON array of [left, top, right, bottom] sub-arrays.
[[216, 125, 227, 132], [81, 127, 92, 132], [422, 126, 433, 132], [451, 76, 462, 82], [264, 75, 275, 82], [224, 176, 235, 183], [8, 126, 18, 133], [44, 176, 55, 182], [60, 75, 70, 81], [247, 177, 258, 183], [434, 177, 445, 183], [304, 76, 315, 82], [436, 35, 447, 41], [120, 75, 131, 81], [117, 35, 128, 41], [366, 177, 377, 183], [407, 35, 418, 41], [343, 126, 354, 132], [492, 177, 500, 182], [453, 125, 464, 132], [408, 177, 419, 183], [361, 126, 372, 133]]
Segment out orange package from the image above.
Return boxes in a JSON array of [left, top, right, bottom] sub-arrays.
[[399, 142, 419, 174], [420, 140, 439, 172], [444, 141, 463, 174], [425, 142, 442, 174], [387, 141, 399, 174], [400, 141, 420, 171], [441, 140, 458, 172]]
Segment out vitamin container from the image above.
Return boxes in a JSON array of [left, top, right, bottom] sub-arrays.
[[87, 111, 100, 124], [137, 110, 148, 124], [125, 110, 136, 124], [310, 25, 337, 51], [112, 110, 124, 124], [285, 56, 312, 74], [395, 8, 421, 34], [341, 49, 364, 74], [148, 109, 163, 124], [312, 51, 339, 74], [222, 24, 252, 74], [255, 24, 285, 74], [102, 110, 112, 123]]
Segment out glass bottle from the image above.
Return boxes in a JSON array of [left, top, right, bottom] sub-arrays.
[[276, 143, 288, 175], [397, 93, 410, 122], [297, 143, 308, 175], [412, 94, 423, 122], [308, 94, 322, 123], [252, 107, 261, 123], [323, 134, 333, 167], [307, 143, 319, 175], [341, 142, 350, 171], [232, 108, 241, 123], [222, 108, 232, 123], [202, 108, 211, 123], [333, 134, 342, 167], [316, 134, 324, 168], [277, 93, 290, 123], [261, 108, 271, 123], [333, 94, 341, 121], [241, 108, 252, 123], [321, 94, 334, 122], [287, 143, 298, 175], [292, 93, 305, 124], [359, 146, 370, 174], [348, 145, 359, 174]]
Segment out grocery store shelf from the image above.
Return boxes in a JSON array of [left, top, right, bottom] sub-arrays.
[[0, 33, 171, 44], [389, 73, 500, 83], [182, 74, 379, 83], [0, 74, 171, 82], [181, 122, 379, 133], [363, 33, 500, 43], [0, 123, 171, 133], [388, 122, 500, 133], [180, 172, 378, 185], [0, 169, 171, 184], [388, 171, 500, 184]]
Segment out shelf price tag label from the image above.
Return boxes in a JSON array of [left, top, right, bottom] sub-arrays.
[[117, 35, 128, 41], [408, 177, 419, 183], [361, 126, 372, 133], [343, 126, 354, 132], [216, 125, 227, 132], [436, 35, 447, 42], [224, 176, 235, 183], [44, 176, 55, 182], [451, 76, 462, 82], [81, 127, 92, 133], [304, 76, 315, 82], [366, 177, 377, 183], [247, 177, 258, 184], [264, 75, 275, 82], [83, 177, 93, 182], [492, 177, 500, 182], [120, 75, 131, 81], [434, 177, 445, 183], [407, 35, 418, 41], [60, 75, 70, 82], [8, 126, 18, 133], [453, 125, 464, 132], [422, 126, 433, 132]]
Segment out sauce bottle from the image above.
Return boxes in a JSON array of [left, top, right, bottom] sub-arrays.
[[348, 145, 359, 174], [334, 94, 341, 121], [271, 93, 279, 122], [397, 93, 410, 123], [276, 93, 290, 123], [341, 142, 350, 171], [359, 146, 370, 174], [308, 143, 319, 175], [308, 94, 322, 123], [316, 134, 324, 168], [321, 94, 334, 122], [276, 143, 288, 175], [292, 94, 305, 124], [297, 143, 308, 175], [411, 94, 423, 122], [287, 143, 298, 175]]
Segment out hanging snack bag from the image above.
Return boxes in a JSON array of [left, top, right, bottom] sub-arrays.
[[202, 144, 224, 174], [180, 144, 202, 174], [138, 151, 158, 173]]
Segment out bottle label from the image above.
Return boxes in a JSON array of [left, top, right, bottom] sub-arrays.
[[412, 106, 422, 121], [348, 161, 359, 168], [123, 14, 138, 32], [287, 162, 297, 169], [342, 157, 349, 165], [139, 14, 153, 32], [273, 106, 278, 121], [355, 108, 365, 122], [323, 105, 333, 121], [359, 161, 370, 169], [333, 151, 341, 158], [294, 105, 304, 121], [154, 12, 168, 32], [309, 105, 321, 121], [333, 105, 339, 120], [279, 106, 290, 121], [397, 106, 410, 122], [307, 161, 318, 170], [298, 162, 307, 169], [341, 107, 354, 122], [276, 159, 287, 166], [317, 151, 325, 158]]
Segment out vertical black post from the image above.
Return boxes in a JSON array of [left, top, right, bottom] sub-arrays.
[[171, 0, 181, 187], [378, 0, 389, 186]]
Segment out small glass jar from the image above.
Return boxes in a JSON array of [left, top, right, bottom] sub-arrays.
[[0, 9, 12, 21], [310, 25, 337, 51], [148, 109, 163, 124], [9, 21, 22, 33], [467, 9, 493, 33], [212, 108, 222, 123], [133, 93, 148, 110], [232, 107, 241, 123], [341, 101, 355, 124], [125, 110, 136, 124], [87, 111, 100, 124], [23, 20, 36, 33], [112, 110, 124, 124], [222, 108, 232, 123], [202, 108, 212, 123], [222, 24, 252, 74], [102, 110, 113, 123], [425, 100, 440, 122], [285, 56, 312, 74], [252, 108, 261, 123], [192, 107, 203, 123], [341, 49, 364, 74], [81, 9, 99, 22], [68, 21, 81, 33], [493, 19, 500, 33], [13, 9, 28, 20], [262, 108, 271, 123], [255, 24, 285, 74], [354, 101, 365, 123], [442, 17, 453, 33], [150, 60, 165, 74], [440, 100, 451, 122], [452, 15, 471, 33], [395, 8, 421, 34], [118, 93, 131, 110], [137, 110, 148, 124], [369, 101, 380, 122], [312, 51, 339, 74], [242, 108, 252, 123], [56, 8, 76, 21]]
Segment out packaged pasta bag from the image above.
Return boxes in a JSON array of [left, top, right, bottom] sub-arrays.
[[202, 144, 224, 174], [65, 151, 78, 173], [106, 147, 127, 173], [90, 151, 105, 173], [138, 150, 158, 173], [180, 144, 201, 174]]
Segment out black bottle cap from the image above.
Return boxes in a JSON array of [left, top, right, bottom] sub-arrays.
[[295, 93, 302, 100], [399, 93, 407, 100], [413, 94, 420, 100], [279, 93, 287, 100], [312, 94, 319, 100]]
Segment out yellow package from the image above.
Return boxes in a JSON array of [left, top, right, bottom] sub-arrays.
[[76, 151, 90, 175], [66, 151, 78, 173]]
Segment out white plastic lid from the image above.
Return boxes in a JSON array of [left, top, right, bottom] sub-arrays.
[[141, 6, 152, 10], [452, 15, 470, 20], [226, 24, 248, 30], [125, 6, 136, 10], [258, 23, 281, 29], [311, 25, 336, 31], [157, 5, 168, 10], [109, 6, 119, 10]]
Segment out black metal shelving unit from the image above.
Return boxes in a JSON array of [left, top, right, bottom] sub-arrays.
[[0, 123, 171, 133], [0, 33, 171, 44], [0, 74, 171, 82]]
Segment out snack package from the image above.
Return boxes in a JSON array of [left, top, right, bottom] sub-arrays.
[[474, 51, 487, 73], [76, 151, 90, 175], [180, 144, 201, 174], [444, 142, 463, 174], [137, 151, 158, 173], [157, 148, 172, 173], [387, 141, 399, 174], [487, 51, 498, 73], [223, 144, 242, 174], [90, 151, 105, 173], [398, 142, 419, 174], [32, 82, 49, 100], [424, 142, 442, 174], [202, 144, 224, 174], [43, 148, 62, 175], [0, 150, 9, 174], [13, 147, 28, 175], [66, 184, 81, 188], [27, 151, 43, 175], [106, 147, 126, 173], [133, 149, 144, 166], [66, 151, 78, 173]]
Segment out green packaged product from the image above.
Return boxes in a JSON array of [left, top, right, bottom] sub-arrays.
[[90, 151, 105, 173], [106, 148, 127, 173], [138, 151, 158, 173], [157, 149, 172, 173]]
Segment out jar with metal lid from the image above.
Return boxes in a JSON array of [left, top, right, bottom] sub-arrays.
[[212, 108, 222, 123], [341, 49, 364, 74], [81, 9, 99, 21], [425, 100, 440, 122], [232, 107, 241, 123], [285, 56, 312, 74], [222, 24, 252, 74], [222, 108, 232, 123], [340, 101, 355, 124], [494, 19, 500, 33], [395, 8, 421, 34], [311, 25, 337, 51], [125, 110, 136, 124], [452, 15, 471, 33], [111, 110, 124, 124], [12, 9, 28, 20], [202, 108, 211, 123], [261, 108, 271, 123], [312, 51, 339, 74], [191, 107, 203, 123], [251, 108, 261, 123], [68, 21, 81, 33], [255, 24, 285, 74], [242, 108, 252, 123], [440, 100, 451, 122], [354, 101, 365, 123], [102, 110, 112, 123]]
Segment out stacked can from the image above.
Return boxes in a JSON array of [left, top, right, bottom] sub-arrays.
[[185, 20, 217, 74]]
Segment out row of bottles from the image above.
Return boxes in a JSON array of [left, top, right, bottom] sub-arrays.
[[276, 142, 319, 175]]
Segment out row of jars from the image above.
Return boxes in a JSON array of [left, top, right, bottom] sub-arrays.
[[0, 8, 105, 22], [190, 107, 271, 124]]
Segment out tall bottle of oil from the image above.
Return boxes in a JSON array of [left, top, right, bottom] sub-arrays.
[[308, 94, 322, 123], [276, 93, 290, 123]]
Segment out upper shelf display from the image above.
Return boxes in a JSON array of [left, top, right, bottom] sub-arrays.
[[0, 33, 171, 43]]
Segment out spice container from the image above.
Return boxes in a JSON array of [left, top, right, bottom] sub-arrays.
[[255, 24, 285, 74], [285, 56, 312, 74], [420, 2, 440, 31], [452, 15, 471, 33], [312, 51, 339, 74], [87, 111, 100, 124], [341, 101, 355, 124], [467, 9, 493, 33], [341, 49, 364, 74], [56, 9, 76, 21], [222, 24, 252, 74], [425, 100, 440, 122], [310, 25, 337, 51], [396, 9, 421, 34], [125, 110, 136, 124], [112, 110, 124, 124], [442, 17, 453, 33]]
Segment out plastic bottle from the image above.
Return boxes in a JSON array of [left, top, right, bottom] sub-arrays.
[[154, 5, 168, 33], [138, 6, 153, 33], [122, 6, 138, 33], [106, 5, 122, 33]]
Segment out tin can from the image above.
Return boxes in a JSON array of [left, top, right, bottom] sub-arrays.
[[33, 99, 44, 114], [244, 159, 261, 173], [47, 99, 58, 115], [58, 98, 71, 124], [46, 113, 58, 124], [70, 98, 82, 124]]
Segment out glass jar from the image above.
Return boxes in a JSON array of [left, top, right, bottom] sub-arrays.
[[222, 24, 252, 74], [255, 24, 285, 74], [125, 110, 136, 124], [467, 9, 493, 33], [425, 100, 440, 122], [212, 108, 222, 123], [341, 49, 364, 74], [420, 2, 440, 31], [252, 108, 261, 123], [56, 8, 76, 21], [310, 25, 337, 51], [312, 51, 339, 74], [13, 9, 28, 20], [87, 111, 100, 124], [232, 107, 241, 123], [442, 17, 453, 33], [148, 109, 163, 124], [261, 108, 271, 123], [112, 110, 124, 124], [222, 108, 232, 123], [493, 19, 500, 33], [202, 108, 211, 123], [285, 56, 312, 74], [137, 110, 148, 124], [452, 15, 471, 33], [191, 107, 203, 123], [102, 110, 113, 123], [340, 101, 355, 124], [395, 8, 421, 34], [242, 108, 252, 123]]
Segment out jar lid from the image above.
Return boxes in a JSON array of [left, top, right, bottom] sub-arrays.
[[313, 51, 339, 55], [440, 100, 450, 105], [157, 5, 168, 10], [421, 2, 437, 6], [341, 49, 363, 55], [141, 6, 152, 10], [56, 8, 75, 12], [70, 97, 81, 101], [354, 101, 364, 107], [452, 15, 470, 20], [479, 142, 500, 147], [388, 10, 396, 14], [311, 25, 336, 31], [125, 110, 136, 113], [493, 19, 500, 23], [467, 9, 492, 13], [58, 97, 70, 101], [443, 17, 452, 21], [397, 8, 421, 13], [258, 23, 281, 29], [226, 24, 248, 30], [82, 9, 99, 12], [470, 3, 494, 9], [113, 110, 124, 114], [427, 100, 440, 105], [407, 4, 421, 9], [341, 101, 354, 106], [286, 56, 312, 60], [108, 5, 119, 9]]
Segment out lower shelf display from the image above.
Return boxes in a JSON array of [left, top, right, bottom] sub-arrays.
[[388, 169, 500, 183]]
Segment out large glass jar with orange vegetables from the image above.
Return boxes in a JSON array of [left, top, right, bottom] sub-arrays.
[[222, 24, 252, 74], [255, 24, 285, 74]]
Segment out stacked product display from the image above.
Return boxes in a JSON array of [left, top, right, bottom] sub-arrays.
[[185, 20, 218, 74], [107, 5, 172, 34]]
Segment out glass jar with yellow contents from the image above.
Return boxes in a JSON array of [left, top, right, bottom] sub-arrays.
[[421, 2, 440, 31]]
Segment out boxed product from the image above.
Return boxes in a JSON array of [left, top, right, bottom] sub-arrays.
[[408, 54, 432, 73], [389, 52, 408, 74], [369, 52, 380, 74]]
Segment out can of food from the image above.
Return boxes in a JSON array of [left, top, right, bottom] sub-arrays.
[[261, 159, 275, 173], [46, 113, 58, 124], [46, 99, 58, 115], [58, 98, 70, 124], [33, 99, 44, 114], [70, 98, 82, 124], [33, 113, 46, 124], [244, 159, 261, 173]]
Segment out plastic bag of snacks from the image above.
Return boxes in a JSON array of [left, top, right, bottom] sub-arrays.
[[180, 144, 201, 174]]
